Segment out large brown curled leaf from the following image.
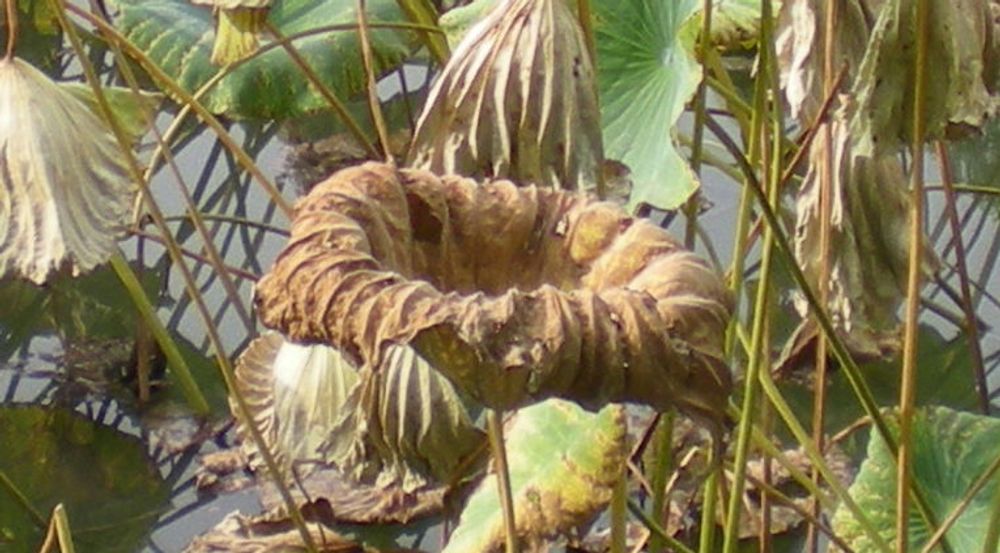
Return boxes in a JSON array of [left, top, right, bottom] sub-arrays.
[[256, 162, 732, 434]]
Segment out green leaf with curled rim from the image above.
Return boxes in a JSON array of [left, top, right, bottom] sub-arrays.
[[832, 406, 1000, 551], [442, 400, 626, 552], [0, 406, 169, 552], [592, 0, 701, 211], [110, 0, 416, 119]]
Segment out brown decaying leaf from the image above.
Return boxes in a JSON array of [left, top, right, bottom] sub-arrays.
[[0, 58, 136, 284], [232, 332, 483, 499], [406, 0, 604, 192], [256, 162, 732, 435]]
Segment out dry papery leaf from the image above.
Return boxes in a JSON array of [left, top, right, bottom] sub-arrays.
[[230, 332, 483, 503], [407, 0, 604, 192], [774, 0, 998, 365], [0, 58, 136, 284], [185, 511, 366, 553], [256, 162, 733, 437]]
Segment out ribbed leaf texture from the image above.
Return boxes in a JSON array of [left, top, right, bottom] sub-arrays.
[[0, 58, 136, 284], [256, 162, 733, 436], [407, 0, 604, 192]]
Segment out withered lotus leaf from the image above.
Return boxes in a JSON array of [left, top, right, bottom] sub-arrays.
[[256, 162, 732, 432], [407, 0, 604, 192], [0, 58, 137, 284]]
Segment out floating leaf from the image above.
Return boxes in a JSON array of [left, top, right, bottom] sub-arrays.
[[256, 162, 733, 436], [112, 0, 416, 119], [832, 406, 1000, 550], [0, 406, 168, 552], [0, 58, 136, 285], [781, 325, 980, 457], [408, 0, 604, 192], [443, 400, 626, 552]]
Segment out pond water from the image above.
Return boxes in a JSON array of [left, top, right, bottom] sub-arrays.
[[2, 61, 1000, 552]]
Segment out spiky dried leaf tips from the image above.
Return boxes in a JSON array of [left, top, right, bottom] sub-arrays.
[[191, 0, 271, 65], [256, 162, 733, 438], [407, 0, 605, 192], [0, 58, 137, 285]]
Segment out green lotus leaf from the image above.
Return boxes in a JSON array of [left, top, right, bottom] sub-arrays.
[[0, 58, 136, 285], [949, 116, 1000, 216], [0, 406, 169, 552], [61, 84, 162, 146], [443, 400, 627, 552], [592, 0, 701, 211], [110, 0, 416, 120], [832, 406, 1000, 551]]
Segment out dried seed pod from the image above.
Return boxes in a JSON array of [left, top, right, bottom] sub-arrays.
[[407, 0, 604, 192], [256, 162, 732, 436]]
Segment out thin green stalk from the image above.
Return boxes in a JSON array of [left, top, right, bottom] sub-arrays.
[[160, 214, 288, 236], [357, 0, 394, 163], [4, 0, 16, 60], [627, 499, 697, 553], [921, 451, 1000, 553], [935, 141, 989, 413], [576, 0, 596, 71], [983, 471, 1000, 553], [683, 0, 713, 250], [394, 0, 449, 65], [706, 112, 950, 553], [0, 470, 46, 528], [697, 468, 719, 553], [488, 410, 518, 553], [610, 468, 627, 553], [55, 3, 216, 415], [66, 5, 293, 216], [140, 21, 441, 184], [721, 122, 776, 552], [57, 7, 318, 549], [722, 1, 782, 546], [265, 20, 379, 159], [648, 413, 674, 553], [51, 505, 75, 553], [756, 367, 891, 552], [99, 36, 258, 335], [808, 1, 838, 550], [110, 254, 209, 414], [898, 0, 931, 549]]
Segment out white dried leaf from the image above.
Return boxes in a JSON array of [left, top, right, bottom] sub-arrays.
[[0, 58, 136, 284]]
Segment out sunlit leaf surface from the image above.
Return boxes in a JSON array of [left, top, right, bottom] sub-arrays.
[[833, 406, 1000, 550], [408, 0, 604, 192], [256, 162, 733, 433], [0, 406, 168, 552], [443, 400, 626, 552], [111, 0, 415, 119], [593, 0, 701, 210], [234, 332, 483, 496], [0, 58, 136, 285]]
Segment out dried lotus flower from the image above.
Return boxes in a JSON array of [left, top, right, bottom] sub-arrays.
[[407, 0, 604, 192], [256, 162, 733, 439], [0, 58, 136, 284], [191, 0, 271, 65]]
